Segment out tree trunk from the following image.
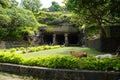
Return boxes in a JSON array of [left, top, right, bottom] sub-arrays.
[[97, 19, 107, 38], [100, 25, 107, 38]]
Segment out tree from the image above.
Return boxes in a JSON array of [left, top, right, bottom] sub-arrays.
[[64, 0, 120, 38], [21, 0, 42, 12], [9, 0, 18, 7], [5, 7, 39, 40], [0, 1, 40, 41], [48, 1, 62, 12], [0, 0, 11, 40], [110, 0, 120, 17], [0, 0, 11, 8], [0, 7, 11, 25]]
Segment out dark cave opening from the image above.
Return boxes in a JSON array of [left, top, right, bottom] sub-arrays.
[[56, 34, 65, 45], [68, 33, 78, 44], [44, 34, 53, 45]]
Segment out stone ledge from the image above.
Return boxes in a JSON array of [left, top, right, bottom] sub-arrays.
[[0, 63, 120, 80]]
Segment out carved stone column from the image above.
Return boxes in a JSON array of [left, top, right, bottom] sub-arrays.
[[64, 33, 68, 46], [53, 34, 56, 45]]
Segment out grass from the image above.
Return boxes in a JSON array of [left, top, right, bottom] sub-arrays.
[[22, 47, 101, 58]]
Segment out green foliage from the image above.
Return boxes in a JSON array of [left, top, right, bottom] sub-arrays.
[[65, 0, 109, 20], [7, 7, 39, 28], [64, 0, 120, 38], [27, 45, 61, 53], [0, 52, 23, 64], [22, 50, 27, 54], [4, 45, 61, 54], [0, 6, 39, 41], [0, 0, 11, 8], [0, 0, 41, 41], [0, 14, 11, 26], [21, 0, 42, 12], [79, 57, 120, 71], [19, 47, 25, 51], [9, 0, 18, 7], [86, 26, 100, 40], [0, 7, 11, 26], [8, 7, 37, 40], [36, 11, 78, 31], [36, 11, 62, 24], [22, 55, 80, 69], [48, 1, 62, 12], [110, 0, 120, 17], [10, 48, 16, 53], [0, 49, 120, 71]]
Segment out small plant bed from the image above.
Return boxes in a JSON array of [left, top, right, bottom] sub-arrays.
[[2, 45, 61, 54], [0, 48, 120, 71]]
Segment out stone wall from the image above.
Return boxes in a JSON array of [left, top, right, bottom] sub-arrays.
[[86, 39, 101, 51], [0, 63, 120, 80], [86, 37, 120, 53], [0, 41, 6, 49], [0, 41, 27, 49], [101, 37, 120, 53]]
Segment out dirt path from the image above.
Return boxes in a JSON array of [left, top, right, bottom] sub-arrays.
[[0, 75, 23, 80], [0, 72, 37, 80]]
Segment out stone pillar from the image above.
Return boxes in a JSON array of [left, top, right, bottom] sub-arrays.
[[53, 34, 56, 45], [0, 41, 6, 49], [64, 33, 68, 46]]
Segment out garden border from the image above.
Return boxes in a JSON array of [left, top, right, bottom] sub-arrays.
[[0, 63, 120, 80]]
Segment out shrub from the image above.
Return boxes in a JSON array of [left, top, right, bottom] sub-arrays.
[[3, 49, 7, 52], [10, 48, 16, 53], [0, 52, 23, 64], [16, 48, 20, 51], [114, 63, 120, 70], [22, 57, 38, 66], [21, 55, 79, 69], [36, 56, 80, 69], [0, 50, 120, 71], [19, 47, 25, 50], [7, 45, 61, 53], [79, 57, 120, 71], [22, 50, 27, 54]]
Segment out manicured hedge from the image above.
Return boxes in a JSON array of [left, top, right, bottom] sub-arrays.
[[79, 57, 120, 71], [0, 51, 120, 71], [7, 45, 61, 53], [22, 55, 80, 69], [0, 52, 23, 64]]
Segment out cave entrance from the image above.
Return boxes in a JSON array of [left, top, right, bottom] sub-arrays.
[[68, 33, 78, 44], [44, 34, 53, 45], [56, 34, 65, 45]]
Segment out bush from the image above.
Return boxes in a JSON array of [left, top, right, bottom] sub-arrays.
[[26, 45, 61, 53], [22, 55, 80, 69], [0, 50, 120, 71], [22, 50, 27, 54], [19, 47, 25, 50], [6, 45, 61, 53], [79, 57, 120, 71], [10, 48, 16, 53], [0, 52, 23, 64]]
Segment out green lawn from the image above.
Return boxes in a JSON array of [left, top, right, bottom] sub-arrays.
[[22, 47, 101, 58]]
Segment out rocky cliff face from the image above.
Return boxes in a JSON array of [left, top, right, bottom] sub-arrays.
[[36, 11, 78, 28]]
